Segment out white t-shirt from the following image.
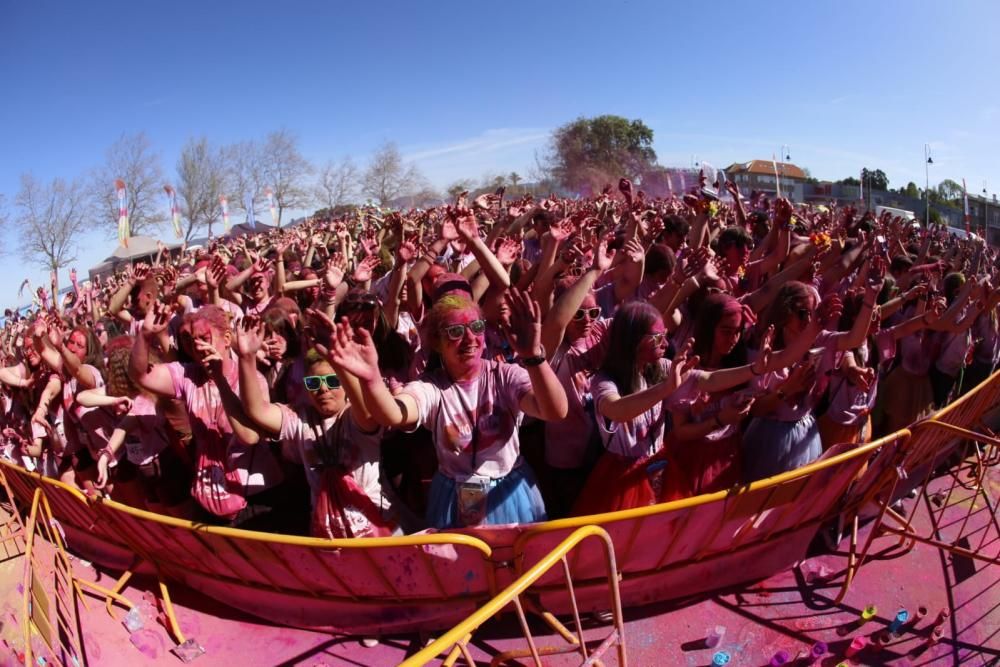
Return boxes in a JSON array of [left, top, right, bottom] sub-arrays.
[[278, 404, 386, 512], [400, 359, 532, 479], [592, 359, 701, 459]]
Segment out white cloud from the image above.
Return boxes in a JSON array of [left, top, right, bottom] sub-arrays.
[[401, 128, 550, 188]]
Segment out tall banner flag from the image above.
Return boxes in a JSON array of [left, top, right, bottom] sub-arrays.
[[244, 192, 256, 230], [679, 171, 687, 194], [962, 178, 971, 235], [164, 185, 183, 239], [265, 187, 278, 227], [772, 155, 782, 198], [115, 179, 130, 247], [666, 171, 674, 196], [220, 195, 230, 233]]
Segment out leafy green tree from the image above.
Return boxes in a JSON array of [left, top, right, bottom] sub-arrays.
[[903, 182, 920, 198], [937, 179, 963, 202], [861, 168, 889, 191], [548, 115, 657, 193]]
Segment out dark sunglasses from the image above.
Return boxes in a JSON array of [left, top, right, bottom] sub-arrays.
[[441, 319, 487, 341], [573, 307, 601, 321], [303, 374, 341, 392], [794, 308, 813, 322]]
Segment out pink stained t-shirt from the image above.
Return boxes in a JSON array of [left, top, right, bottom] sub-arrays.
[[591, 359, 701, 460], [166, 359, 284, 518], [399, 359, 532, 480], [278, 404, 387, 514], [120, 393, 170, 466], [544, 319, 612, 469]]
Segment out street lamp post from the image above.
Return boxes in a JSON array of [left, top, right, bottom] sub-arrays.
[[924, 144, 933, 227]]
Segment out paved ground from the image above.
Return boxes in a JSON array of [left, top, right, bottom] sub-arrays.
[[0, 462, 996, 666]]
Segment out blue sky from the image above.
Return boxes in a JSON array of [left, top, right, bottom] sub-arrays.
[[1, 0, 999, 307]]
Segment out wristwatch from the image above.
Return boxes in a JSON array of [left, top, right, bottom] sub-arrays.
[[518, 345, 547, 367]]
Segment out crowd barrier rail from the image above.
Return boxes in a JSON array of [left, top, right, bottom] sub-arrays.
[[0, 372, 996, 638], [400, 525, 627, 667]]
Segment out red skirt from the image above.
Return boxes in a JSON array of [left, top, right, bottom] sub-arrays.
[[572, 451, 662, 516], [660, 432, 742, 502]]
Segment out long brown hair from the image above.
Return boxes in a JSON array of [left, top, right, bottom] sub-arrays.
[[599, 301, 665, 396]]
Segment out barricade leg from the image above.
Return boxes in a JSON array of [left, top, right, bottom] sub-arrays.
[[0, 469, 27, 561]]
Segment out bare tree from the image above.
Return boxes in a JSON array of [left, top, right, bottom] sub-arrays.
[[15, 175, 89, 295], [315, 158, 359, 212], [259, 129, 312, 225], [224, 140, 265, 217], [0, 194, 7, 235], [361, 142, 422, 207], [176, 138, 226, 241], [92, 132, 165, 238]]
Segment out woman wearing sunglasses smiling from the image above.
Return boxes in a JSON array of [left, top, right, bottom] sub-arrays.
[[327, 288, 568, 529]]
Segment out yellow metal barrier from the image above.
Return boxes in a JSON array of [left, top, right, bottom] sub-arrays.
[[0, 372, 995, 640], [399, 525, 626, 667], [21, 489, 86, 667]]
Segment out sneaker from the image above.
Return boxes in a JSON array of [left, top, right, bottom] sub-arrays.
[[361, 637, 379, 648]]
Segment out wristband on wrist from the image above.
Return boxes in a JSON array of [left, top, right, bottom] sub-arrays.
[[518, 345, 547, 367], [97, 447, 115, 462]]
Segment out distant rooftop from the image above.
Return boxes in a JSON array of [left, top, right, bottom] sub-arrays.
[[725, 160, 807, 180]]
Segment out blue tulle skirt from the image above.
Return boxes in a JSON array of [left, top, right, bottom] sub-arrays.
[[741, 413, 822, 484], [426, 465, 547, 529]]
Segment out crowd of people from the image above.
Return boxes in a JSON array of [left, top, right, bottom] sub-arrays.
[[0, 175, 997, 539]]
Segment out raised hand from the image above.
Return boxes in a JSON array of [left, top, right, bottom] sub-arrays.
[[235, 315, 265, 359], [495, 237, 521, 267], [396, 237, 418, 264], [133, 263, 151, 283], [142, 300, 172, 337], [325, 317, 381, 382], [455, 211, 480, 240], [618, 178, 634, 206], [666, 339, 699, 394], [501, 288, 543, 358], [325, 252, 347, 290], [547, 217, 575, 243], [591, 238, 615, 273], [352, 255, 380, 283]]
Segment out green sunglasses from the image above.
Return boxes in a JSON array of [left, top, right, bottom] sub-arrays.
[[303, 374, 342, 392]]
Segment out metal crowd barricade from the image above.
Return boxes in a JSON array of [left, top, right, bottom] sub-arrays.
[[0, 371, 994, 644], [400, 525, 626, 667], [90, 498, 499, 635], [21, 489, 86, 667], [834, 371, 1000, 597], [875, 371, 1000, 568]]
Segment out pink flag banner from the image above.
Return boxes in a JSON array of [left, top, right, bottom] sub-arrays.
[[220, 195, 230, 233], [164, 185, 183, 239], [265, 187, 278, 227], [115, 179, 130, 247], [962, 179, 971, 235], [772, 155, 782, 198]]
